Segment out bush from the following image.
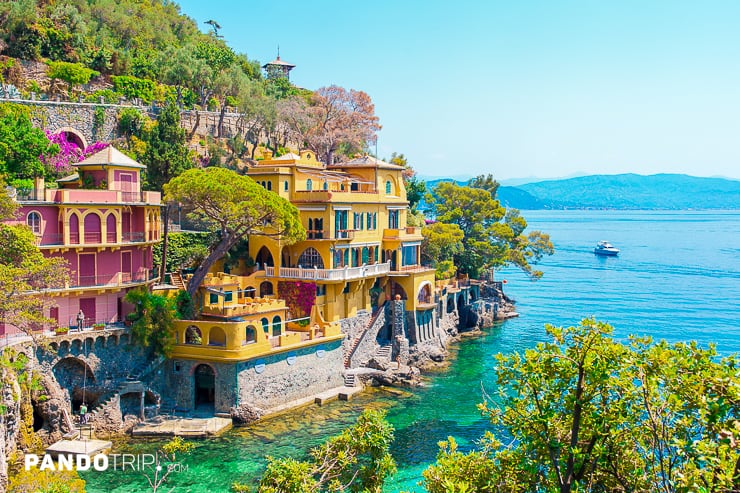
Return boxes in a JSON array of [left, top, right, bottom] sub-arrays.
[[46, 61, 98, 90], [111, 75, 157, 104], [435, 260, 456, 280], [85, 89, 121, 104]]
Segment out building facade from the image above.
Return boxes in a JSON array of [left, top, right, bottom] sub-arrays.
[[2, 146, 161, 335], [246, 151, 436, 323]]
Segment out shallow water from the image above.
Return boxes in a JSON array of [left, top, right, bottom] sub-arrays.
[[82, 210, 740, 492]]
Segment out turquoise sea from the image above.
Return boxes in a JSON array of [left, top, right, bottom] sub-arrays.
[[82, 210, 740, 492]]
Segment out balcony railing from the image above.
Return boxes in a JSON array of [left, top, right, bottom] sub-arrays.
[[35, 231, 147, 246], [335, 229, 355, 240], [306, 230, 330, 240], [16, 188, 162, 205], [264, 262, 391, 281], [73, 270, 149, 289]]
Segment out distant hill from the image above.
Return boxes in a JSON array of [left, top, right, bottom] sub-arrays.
[[424, 174, 740, 210], [518, 174, 740, 210]]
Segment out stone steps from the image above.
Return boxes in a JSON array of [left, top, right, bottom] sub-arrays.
[[375, 343, 392, 360], [170, 272, 186, 291], [344, 373, 356, 387]]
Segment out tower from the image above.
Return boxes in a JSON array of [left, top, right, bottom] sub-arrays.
[[262, 48, 295, 81]]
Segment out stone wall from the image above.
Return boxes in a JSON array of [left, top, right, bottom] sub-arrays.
[[341, 306, 391, 369], [0, 369, 22, 491], [237, 340, 344, 409]]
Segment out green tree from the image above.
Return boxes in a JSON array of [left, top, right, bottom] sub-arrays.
[[46, 60, 98, 94], [468, 174, 500, 198], [253, 410, 396, 493], [163, 167, 305, 299], [143, 102, 193, 280], [0, 103, 58, 180], [424, 319, 740, 493], [123, 287, 176, 357], [429, 181, 553, 278], [0, 180, 68, 344]]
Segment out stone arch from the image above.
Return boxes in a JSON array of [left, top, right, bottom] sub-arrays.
[[260, 281, 273, 297], [52, 356, 96, 410], [55, 127, 88, 150], [185, 325, 202, 345], [108, 334, 119, 346], [49, 342, 59, 351], [297, 247, 324, 269], [417, 281, 433, 304], [119, 334, 130, 345], [389, 280, 407, 300], [95, 336, 106, 350], [59, 340, 70, 353], [255, 246, 274, 268], [208, 326, 226, 346], [457, 292, 466, 308]]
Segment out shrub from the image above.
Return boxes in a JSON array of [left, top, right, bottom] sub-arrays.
[[111, 75, 157, 104], [46, 61, 98, 91]]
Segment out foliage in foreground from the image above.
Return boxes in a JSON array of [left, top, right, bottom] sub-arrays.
[[423, 318, 740, 493], [237, 409, 395, 493]]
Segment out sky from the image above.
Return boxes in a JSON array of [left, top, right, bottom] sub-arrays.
[[176, 0, 740, 181]]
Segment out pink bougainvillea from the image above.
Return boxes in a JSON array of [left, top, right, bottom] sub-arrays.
[[277, 281, 317, 318], [40, 131, 109, 175]]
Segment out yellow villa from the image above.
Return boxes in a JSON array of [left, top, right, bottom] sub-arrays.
[[246, 150, 436, 323]]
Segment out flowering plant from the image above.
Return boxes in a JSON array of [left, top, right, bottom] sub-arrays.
[[40, 131, 109, 176], [277, 281, 316, 318]]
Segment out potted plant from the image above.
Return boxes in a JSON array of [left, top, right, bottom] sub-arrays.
[[92, 323, 105, 331], [55, 327, 69, 336]]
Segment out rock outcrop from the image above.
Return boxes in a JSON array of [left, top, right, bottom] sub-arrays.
[[230, 403, 265, 425]]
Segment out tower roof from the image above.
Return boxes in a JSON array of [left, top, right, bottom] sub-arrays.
[[74, 146, 146, 169], [262, 55, 295, 69]]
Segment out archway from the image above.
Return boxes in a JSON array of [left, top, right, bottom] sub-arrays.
[[185, 325, 202, 345], [208, 326, 226, 346], [194, 364, 215, 407], [389, 281, 407, 301], [417, 282, 432, 304], [55, 128, 87, 150], [297, 247, 324, 269], [260, 281, 273, 297], [255, 246, 274, 268], [52, 357, 97, 412]]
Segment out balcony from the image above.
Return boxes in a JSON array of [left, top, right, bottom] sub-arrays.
[[292, 189, 380, 204], [64, 270, 151, 290], [264, 262, 391, 281], [18, 188, 161, 205], [383, 227, 423, 241], [306, 230, 330, 240], [35, 231, 149, 248], [335, 229, 355, 240]]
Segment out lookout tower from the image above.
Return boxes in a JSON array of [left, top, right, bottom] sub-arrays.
[[262, 48, 295, 81]]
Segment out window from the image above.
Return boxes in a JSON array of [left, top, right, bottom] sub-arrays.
[[298, 247, 324, 268], [284, 180, 289, 191], [385, 180, 392, 194], [402, 245, 419, 266], [225, 291, 233, 302], [306, 179, 313, 191], [27, 212, 41, 234], [209, 293, 219, 304], [267, 181, 272, 191], [323, 181, 328, 190], [389, 210, 400, 229], [351, 182, 359, 191], [316, 285, 326, 296], [366, 212, 373, 230]]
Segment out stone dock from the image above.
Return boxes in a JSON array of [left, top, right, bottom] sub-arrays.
[[46, 439, 112, 458]]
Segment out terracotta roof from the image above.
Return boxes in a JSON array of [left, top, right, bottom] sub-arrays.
[[330, 155, 404, 170], [74, 146, 146, 169]]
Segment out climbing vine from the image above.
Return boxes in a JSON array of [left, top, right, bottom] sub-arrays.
[[278, 281, 316, 318]]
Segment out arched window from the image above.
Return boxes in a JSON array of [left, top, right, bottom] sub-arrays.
[[272, 316, 282, 337], [267, 181, 272, 191], [306, 179, 313, 191], [244, 325, 256, 344], [260, 281, 273, 297], [106, 214, 117, 243], [284, 180, 289, 191], [69, 214, 80, 244], [261, 317, 269, 334], [27, 212, 41, 234], [385, 180, 392, 194], [323, 181, 328, 190], [298, 247, 324, 268], [83, 213, 101, 243], [185, 326, 202, 345]]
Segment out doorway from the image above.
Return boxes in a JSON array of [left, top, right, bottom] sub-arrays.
[[194, 364, 215, 408]]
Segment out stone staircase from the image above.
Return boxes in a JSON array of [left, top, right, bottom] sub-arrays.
[[170, 272, 186, 291], [127, 354, 165, 381], [375, 343, 392, 361], [344, 373, 357, 387], [344, 303, 386, 368]]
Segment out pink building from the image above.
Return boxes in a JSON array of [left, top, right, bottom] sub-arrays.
[[2, 147, 162, 335]]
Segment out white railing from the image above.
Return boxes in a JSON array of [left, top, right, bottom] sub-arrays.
[[264, 262, 391, 281]]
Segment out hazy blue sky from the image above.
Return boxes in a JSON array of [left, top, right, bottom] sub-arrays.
[[177, 0, 740, 180]]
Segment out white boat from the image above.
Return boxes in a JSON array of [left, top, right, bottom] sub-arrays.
[[594, 240, 619, 256]]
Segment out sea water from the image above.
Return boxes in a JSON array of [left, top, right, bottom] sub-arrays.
[[81, 210, 740, 492]]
